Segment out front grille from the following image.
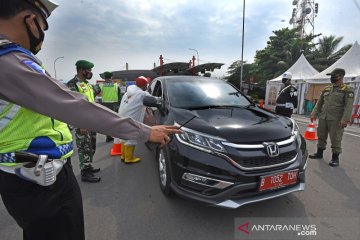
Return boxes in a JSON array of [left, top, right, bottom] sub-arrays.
[[234, 150, 297, 169]]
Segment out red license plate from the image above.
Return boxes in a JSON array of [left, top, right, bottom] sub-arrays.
[[258, 170, 299, 191]]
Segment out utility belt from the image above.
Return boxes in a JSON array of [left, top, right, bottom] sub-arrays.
[[0, 152, 66, 186], [276, 102, 294, 109]]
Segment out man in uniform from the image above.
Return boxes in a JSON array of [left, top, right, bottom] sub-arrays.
[[309, 68, 355, 167], [97, 71, 121, 142], [275, 71, 298, 118], [67, 60, 101, 183], [0, 1, 181, 239]]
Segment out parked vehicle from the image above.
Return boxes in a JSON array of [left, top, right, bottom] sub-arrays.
[[143, 76, 308, 208]]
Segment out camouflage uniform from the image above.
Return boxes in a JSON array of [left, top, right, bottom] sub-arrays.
[[311, 83, 355, 154], [67, 77, 97, 170]]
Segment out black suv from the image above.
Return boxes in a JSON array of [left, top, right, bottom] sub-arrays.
[[143, 76, 307, 208]]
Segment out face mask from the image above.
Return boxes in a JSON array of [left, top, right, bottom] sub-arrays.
[[330, 75, 338, 83], [82, 70, 93, 80], [282, 78, 290, 85], [24, 16, 44, 55]]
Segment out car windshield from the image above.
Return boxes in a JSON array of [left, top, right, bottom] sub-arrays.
[[166, 79, 251, 109]]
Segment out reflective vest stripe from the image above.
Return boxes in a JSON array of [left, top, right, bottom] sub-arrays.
[[0, 100, 21, 131], [0, 142, 73, 163]]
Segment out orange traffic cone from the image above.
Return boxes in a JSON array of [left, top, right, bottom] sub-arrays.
[[304, 122, 318, 140], [110, 138, 122, 156]]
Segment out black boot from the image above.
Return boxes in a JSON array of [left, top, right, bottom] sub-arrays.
[[329, 153, 340, 167], [81, 166, 101, 183], [309, 148, 324, 159], [88, 164, 100, 173]]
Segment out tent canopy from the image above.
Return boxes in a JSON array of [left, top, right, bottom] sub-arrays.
[[307, 41, 360, 84], [268, 53, 319, 84]]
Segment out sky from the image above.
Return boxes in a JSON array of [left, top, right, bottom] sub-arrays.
[[37, 0, 360, 83]]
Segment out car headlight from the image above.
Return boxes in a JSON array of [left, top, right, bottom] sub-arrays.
[[290, 118, 302, 147], [174, 124, 227, 153]]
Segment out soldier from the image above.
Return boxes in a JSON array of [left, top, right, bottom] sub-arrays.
[[98, 71, 121, 142], [309, 68, 355, 167], [67, 60, 101, 183], [0, 1, 181, 238], [275, 71, 298, 118]]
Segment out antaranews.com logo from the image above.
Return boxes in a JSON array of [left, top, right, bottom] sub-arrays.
[[234, 217, 360, 240]]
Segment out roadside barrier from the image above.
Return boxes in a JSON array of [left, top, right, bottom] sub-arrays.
[[304, 122, 318, 140]]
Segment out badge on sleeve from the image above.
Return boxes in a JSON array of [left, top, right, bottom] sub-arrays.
[[348, 92, 354, 98], [22, 60, 46, 75]]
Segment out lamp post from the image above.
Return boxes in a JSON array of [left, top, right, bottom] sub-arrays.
[[53, 56, 64, 79], [239, 0, 245, 92], [188, 48, 199, 66]]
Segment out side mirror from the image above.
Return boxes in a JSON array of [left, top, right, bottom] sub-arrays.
[[143, 96, 161, 108]]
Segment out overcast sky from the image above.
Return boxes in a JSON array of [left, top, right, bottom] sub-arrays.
[[37, 0, 360, 82]]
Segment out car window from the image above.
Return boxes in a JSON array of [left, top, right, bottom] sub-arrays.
[[166, 79, 251, 108], [153, 81, 163, 97]]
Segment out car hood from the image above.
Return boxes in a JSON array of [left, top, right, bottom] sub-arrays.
[[169, 107, 293, 143]]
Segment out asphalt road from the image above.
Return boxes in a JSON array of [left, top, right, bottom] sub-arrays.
[[1, 121, 360, 240]]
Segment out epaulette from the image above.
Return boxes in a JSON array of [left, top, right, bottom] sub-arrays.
[[324, 85, 332, 90], [340, 84, 348, 91]]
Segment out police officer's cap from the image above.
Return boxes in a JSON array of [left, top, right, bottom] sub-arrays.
[[24, 0, 58, 30], [282, 72, 292, 80], [103, 71, 113, 78], [326, 68, 345, 76], [75, 60, 94, 69]]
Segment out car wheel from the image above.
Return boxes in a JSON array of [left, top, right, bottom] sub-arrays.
[[157, 148, 174, 196]]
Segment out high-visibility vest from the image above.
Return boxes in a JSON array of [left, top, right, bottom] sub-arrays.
[[100, 82, 119, 103], [0, 43, 73, 167], [76, 81, 95, 102]]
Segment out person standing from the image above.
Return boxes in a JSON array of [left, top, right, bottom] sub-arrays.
[[117, 76, 156, 163], [67, 60, 101, 183], [0, 1, 181, 239], [309, 68, 355, 167], [98, 71, 121, 142], [275, 71, 298, 118]]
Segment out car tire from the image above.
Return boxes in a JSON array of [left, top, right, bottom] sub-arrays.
[[157, 148, 174, 196]]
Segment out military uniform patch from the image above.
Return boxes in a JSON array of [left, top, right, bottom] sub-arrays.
[[348, 92, 354, 98]]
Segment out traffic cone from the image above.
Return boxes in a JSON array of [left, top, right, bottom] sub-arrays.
[[304, 122, 318, 140], [110, 138, 122, 156]]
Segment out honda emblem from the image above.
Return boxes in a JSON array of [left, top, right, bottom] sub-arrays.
[[263, 142, 279, 157]]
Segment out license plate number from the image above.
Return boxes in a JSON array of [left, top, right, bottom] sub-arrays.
[[258, 170, 299, 191]]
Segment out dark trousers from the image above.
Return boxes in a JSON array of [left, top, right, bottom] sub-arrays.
[[275, 106, 292, 118], [0, 160, 85, 240]]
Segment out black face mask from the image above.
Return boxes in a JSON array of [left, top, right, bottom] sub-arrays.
[[330, 75, 338, 83], [24, 16, 44, 55], [82, 70, 93, 80]]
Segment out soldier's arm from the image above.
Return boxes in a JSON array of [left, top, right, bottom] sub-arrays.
[[290, 88, 298, 108], [342, 88, 355, 122], [0, 52, 151, 142], [310, 91, 324, 118]]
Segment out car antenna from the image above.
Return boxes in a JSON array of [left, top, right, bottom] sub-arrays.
[[179, 116, 196, 129]]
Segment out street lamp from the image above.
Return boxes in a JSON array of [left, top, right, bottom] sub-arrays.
[[53, 56, 64, 79], [240, 0, 245, 92], [188, 48, 199, 66]]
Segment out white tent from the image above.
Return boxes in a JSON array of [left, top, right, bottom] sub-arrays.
[[305, 41, 360, 110], [265, 54, 319, 114]]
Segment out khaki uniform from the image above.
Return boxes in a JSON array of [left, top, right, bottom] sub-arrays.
[[311, 84, 355, 154]]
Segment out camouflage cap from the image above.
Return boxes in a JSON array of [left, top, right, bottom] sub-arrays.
[[326, 68, 345, 76], [75, 60, 94, 69]]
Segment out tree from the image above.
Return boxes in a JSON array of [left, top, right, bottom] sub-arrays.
[[308, 35, 352, 71], [224, 60, 257, 89]]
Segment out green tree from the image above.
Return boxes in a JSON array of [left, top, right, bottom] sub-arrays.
[[225, 60, 257, 89], [308, 35, 352, 71]]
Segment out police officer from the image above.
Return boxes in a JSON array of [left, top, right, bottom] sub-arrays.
[[309, 68, 355, 167], [98, 71, 121, 142], [67, 60, 101, 183], [275, 71, 298, 118], [0, 1, 181, 239]]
